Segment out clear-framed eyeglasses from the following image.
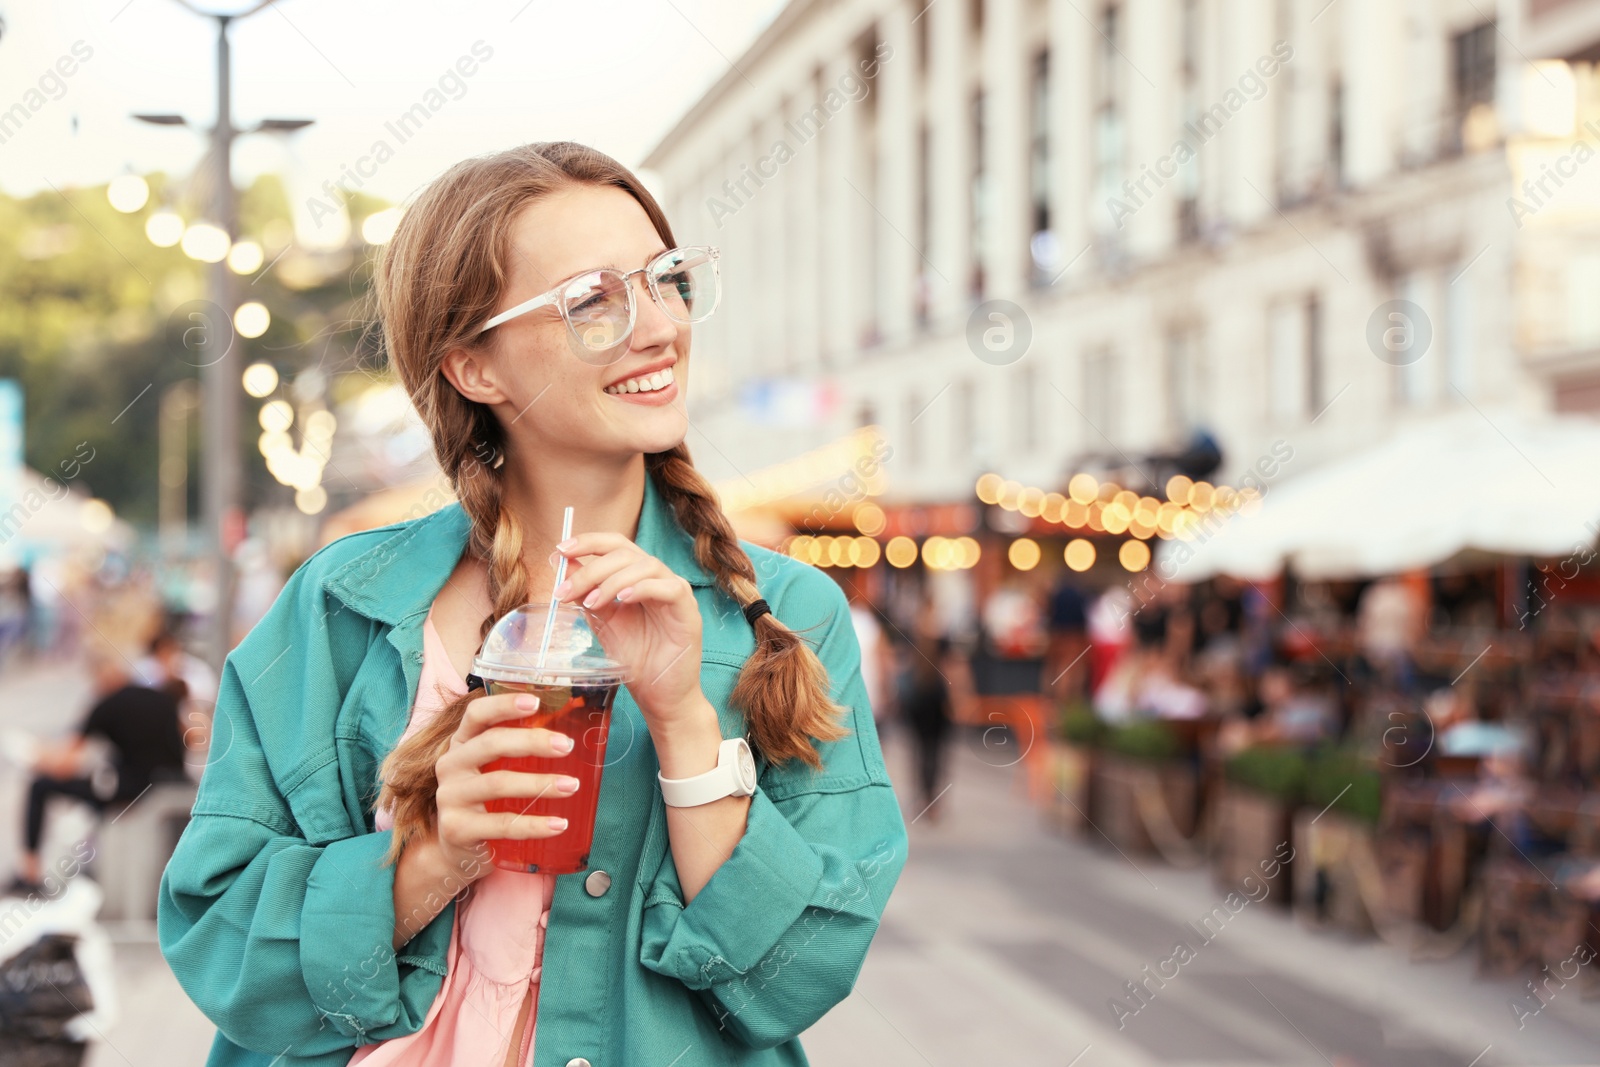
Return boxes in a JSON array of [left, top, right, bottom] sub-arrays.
[[477, 245, 721, 365]]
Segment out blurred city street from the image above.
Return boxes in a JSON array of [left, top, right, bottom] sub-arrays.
[[9, 0, 1600, 1061], [9, 647, 1596, 1065]]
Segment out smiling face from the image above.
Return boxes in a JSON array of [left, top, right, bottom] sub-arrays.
[[442, 183, 692, 465]]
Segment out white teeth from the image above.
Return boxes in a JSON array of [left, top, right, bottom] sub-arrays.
[[606, 366, 675, 395]]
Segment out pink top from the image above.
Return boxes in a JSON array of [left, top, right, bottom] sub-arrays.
[[348, 611, 557, 1067]]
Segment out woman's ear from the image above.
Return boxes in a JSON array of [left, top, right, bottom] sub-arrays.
[[441, 345, 508, 406]]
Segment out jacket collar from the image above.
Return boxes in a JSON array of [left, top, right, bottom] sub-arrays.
[[321, 470, 715, 626]]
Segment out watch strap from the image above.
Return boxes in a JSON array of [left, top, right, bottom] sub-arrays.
[[658, 738, 755, 807]]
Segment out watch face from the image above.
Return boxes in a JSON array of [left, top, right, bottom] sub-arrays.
[[735, 742, 757, 791]]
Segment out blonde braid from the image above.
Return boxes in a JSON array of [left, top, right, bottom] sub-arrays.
[[647, 446, 849, 769]]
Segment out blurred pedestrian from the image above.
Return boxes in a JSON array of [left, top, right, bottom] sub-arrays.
[[899, 598, 953, 823], [7, 644, 186, 896], [1043, 575, 1089, 704], [847, 585, 893, 735]]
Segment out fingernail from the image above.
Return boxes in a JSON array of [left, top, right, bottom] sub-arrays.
[[515, 694, 539, 711], [558, 776, 581, 793], [556, 539, 576, 551], [552, 733, 574, 753], [582, 589, 601, 608], [548, 552, 559, 568], [547, 816, 569, 831]]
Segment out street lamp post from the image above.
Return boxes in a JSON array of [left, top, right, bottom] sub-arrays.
[[133, 0, 311, 671]]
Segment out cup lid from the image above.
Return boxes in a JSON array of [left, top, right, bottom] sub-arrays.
[[472, 602, 627, 684]]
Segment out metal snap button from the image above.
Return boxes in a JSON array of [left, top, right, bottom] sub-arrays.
[[584, 870, 612, 897]]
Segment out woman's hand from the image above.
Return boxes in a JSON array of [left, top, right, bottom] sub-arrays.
[[552, 531, 705, 728], [431, 691, 579, 879]]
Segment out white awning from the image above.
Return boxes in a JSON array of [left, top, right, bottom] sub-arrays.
[[1157, 408, 1600, 581]]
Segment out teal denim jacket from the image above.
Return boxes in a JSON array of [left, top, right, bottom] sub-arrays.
[[157, 473, 909, 1066]]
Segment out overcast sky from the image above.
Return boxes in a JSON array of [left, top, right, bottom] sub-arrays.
[[0, 0, 782, 228]]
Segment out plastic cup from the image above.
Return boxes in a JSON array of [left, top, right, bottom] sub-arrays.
[[473, 602, 626, 875]]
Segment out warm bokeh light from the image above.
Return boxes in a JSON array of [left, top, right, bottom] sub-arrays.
[[228, 239, 265, 275], [921, 536, 945, 569], [295, 485, 328, 515], [1188, 481, 1215, 511], [1018, 487, 1045, 517], [854, 536, 882, 567], [1096, 481, 1120, 504], [1067, 473, 1098, 505], [1119, 539, 1151, 571], [305, 409, 338, 440], [361, 207, 404, 245], [181, 222, 231, 263], [998, 480, 1022, 510], [1086, 503, 1107, 532], [234, 302, 271, 339], [853, 502, 887, 536], [955, 536, 981, 568], [241, 362, 278, 398], [1041, 492, 1066, 523], [1008, 537, 1041, 570], [1064, 538, 1096, 572], [886, 535, 918, 568], [80, 498, 114, 534], [107, 174, 150, 213], [1103, 502, 1131, 535], [259, 400, 294, 433], [1063, 499, 1089, 527], [975, 473, 1003, 504], [145, 211, 184, 247], [1166, 474, 1194, 503]]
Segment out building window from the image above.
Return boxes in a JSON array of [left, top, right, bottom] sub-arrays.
[[1030, 49, 1056, 284], [1328, 79, 1344, 189], [1394, 273, 1435, 408], [1092, 3, 1125, 243], [1272, 0, 1295, 205], [971, 89, 988, 300], [1446, 267, 1475, 398], [905, 390, 923, 467], [1268, 300, 1306, 420], [1177, 0, 1202, 243], [1084, 347, 1119, 444], [916, 121, 932, 329], [1165, 325, 1206, 432], [1013, 365, 1039, 452], [1451, 22, 1496, 155], [953, 380, 978, 460], [1568, 254, 1600, 350]]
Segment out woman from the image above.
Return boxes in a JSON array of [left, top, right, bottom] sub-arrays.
[[158, 142, 908, 1067]]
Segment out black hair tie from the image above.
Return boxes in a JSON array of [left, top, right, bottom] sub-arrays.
[[465, 673, 486, 693], [743, 599, 772, 626]]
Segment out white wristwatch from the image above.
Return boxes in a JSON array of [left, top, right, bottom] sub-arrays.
[[658, 737, 758, 807]]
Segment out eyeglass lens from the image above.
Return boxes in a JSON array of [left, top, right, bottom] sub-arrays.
[[560, 248, 718, 353]]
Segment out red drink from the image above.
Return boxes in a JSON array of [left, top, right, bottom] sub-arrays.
[[482, 679, 621, 874], [472, 601, 628, 876]]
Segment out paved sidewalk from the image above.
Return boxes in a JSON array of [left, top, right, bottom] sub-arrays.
[[803, 725, 1600, 1066]]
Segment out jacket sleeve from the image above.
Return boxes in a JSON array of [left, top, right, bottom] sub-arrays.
[[156, 561, 452, 1055], [638, 570, 910, 1049]]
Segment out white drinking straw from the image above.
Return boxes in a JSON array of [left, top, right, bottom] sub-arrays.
[[536, 506, 575, 669]]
